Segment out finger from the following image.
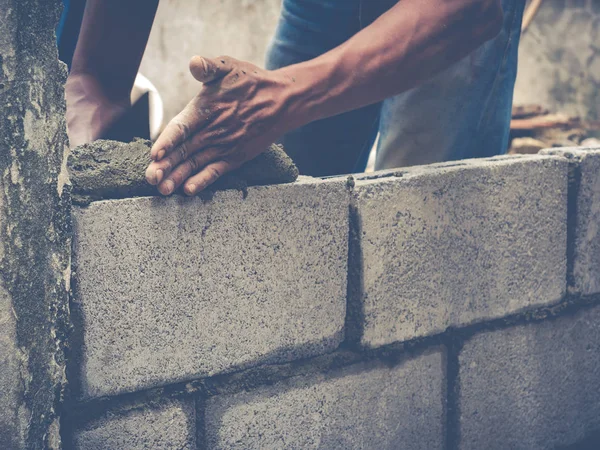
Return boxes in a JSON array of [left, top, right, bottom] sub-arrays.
[[146, 122, 229, 185], [156, 149, 221, 196], [146, 138, 195, 185], [183, 160, 235, 196], [150, 112, 193, 161], [189, 56, 234, 84]]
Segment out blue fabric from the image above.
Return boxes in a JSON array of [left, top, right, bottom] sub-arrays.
[[266, 0, 525, 176], [56, 0, 86, 69], [56, 0, 70, 44]]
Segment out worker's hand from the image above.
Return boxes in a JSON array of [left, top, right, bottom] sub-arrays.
[[145, 55, 296, 196], [65, 72, 131, 148]]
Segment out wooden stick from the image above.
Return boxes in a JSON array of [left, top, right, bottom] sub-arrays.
[[522, 0, 544, 33]]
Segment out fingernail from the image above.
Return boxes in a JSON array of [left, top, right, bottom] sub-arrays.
[[185, 184, 196, 195], [155, 169, 164, 184], [162, 180, 174, 195], [157, 150, 165, 160]]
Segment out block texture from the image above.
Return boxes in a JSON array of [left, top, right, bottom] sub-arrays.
[[542, 148, 600, 295], [72, 399, 195, 450], [352, 156, 568, 347], [572, 149, 600, 294], [459, 304, 600, 450], [72, 180, 348, 399], [204, 349, 445, 450]]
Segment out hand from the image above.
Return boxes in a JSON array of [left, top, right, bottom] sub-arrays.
[[145, 55, 296, 196], [65, 72, 131, 148]]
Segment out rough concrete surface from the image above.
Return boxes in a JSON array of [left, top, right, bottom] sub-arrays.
[[72, 179, 348, 399], [68, 139, 298, 204], [459, 304, 600, 450], [542, 147, 600, 295], [0, 0, 71, 448], [514, 0, 600, 121], [72, 399, 195, 450], [571, 149, 600, 294], [0, 285, 24, 448], [351, 155, 568, 347], [204, 349, 445, 450]]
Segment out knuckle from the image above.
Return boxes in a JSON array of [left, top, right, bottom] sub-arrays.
[[159, 159, 172, 173], [172, 168, 185, 183], [186, 157, 199, 173], [167, 173, 180, 187], [171, 117, 190, 140], [179, 142, 188, 160], [207, 166, 222, 181]]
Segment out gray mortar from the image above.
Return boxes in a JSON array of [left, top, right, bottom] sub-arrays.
[[68, 139, 299, 204]]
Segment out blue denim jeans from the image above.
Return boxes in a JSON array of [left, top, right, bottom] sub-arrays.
[[56, 0, 86, 69], [266, 0, 525, 176]]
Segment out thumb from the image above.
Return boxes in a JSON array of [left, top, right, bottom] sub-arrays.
[[189, 56, 234, 83]]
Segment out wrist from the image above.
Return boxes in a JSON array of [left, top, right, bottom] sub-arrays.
[[274, 56, 339, 131], [65, 71, 131, 107]]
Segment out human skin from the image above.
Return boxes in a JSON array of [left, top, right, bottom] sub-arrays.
[[65, 0, 503, 193], [65, 0, 159, 148], [145, 0, 504, 195]]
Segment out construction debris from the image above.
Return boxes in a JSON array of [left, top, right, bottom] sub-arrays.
[[508, 104, 599, 154]]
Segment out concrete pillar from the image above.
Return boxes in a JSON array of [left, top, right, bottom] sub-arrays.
[[0, 0, 71, 448]]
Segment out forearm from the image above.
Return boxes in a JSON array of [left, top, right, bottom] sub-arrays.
[[280, 0, 503, 127], [69, 0, 159, 100]]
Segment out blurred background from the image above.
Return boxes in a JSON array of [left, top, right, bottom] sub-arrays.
[[139, 0, 599, 124], [134, 0, 600, 163]]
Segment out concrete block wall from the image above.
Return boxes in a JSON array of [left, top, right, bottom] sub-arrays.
[[64, 149, 600, 449]]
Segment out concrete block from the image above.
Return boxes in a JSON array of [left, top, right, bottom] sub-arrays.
[[352, 155, 568, 347], [72, 179, 348, 399], [459, 304, 600, 449], [542, 147, 600, 295], [572, 149, 600, 295], [204, 349, 445, 450], [72, 399, 195, 450]]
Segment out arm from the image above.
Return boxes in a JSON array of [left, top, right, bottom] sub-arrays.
[[281, 0, 503, 126], [146, 0, 503, 195], [65, 0, 158, 147]]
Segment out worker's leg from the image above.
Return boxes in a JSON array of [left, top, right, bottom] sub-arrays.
[[374, 0, 525, 170], [266, 0, 393, 177]]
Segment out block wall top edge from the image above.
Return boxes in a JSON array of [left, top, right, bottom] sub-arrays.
[[354, 153, 568, 187], [541, 147, 600, 159], [73, 177, 349, 209]]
